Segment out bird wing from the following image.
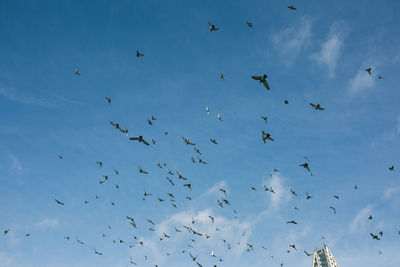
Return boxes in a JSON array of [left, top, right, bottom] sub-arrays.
[[262, 80, 270, 90], [130, 137, 139, 141], [141, 139, 150, 146], [251, 75, 262, 81]]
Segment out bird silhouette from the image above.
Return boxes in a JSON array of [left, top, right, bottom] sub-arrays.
[[136, 51, 144, 58], [251, 75, 270, 90], [208, 22, 219, 31], [130, 136, 150, 146]]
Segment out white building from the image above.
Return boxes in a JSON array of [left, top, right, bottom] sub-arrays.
[[312, 244, 339, 267]]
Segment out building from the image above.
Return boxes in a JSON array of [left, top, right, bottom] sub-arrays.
[[312, 244, 339, 267]]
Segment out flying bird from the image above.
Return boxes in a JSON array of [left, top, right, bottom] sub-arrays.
[[262, 131, 274, 143], [138, 165, 149, 174], [208, 22, 219, 31], [370, 233, 380, 240], [251, 75, 270, 90], [136, 51, 144, 58], [288, 5, 296, 10], [105, 97, 111, 104], [260, 116, 268, 124], [130, 136, 150, 146], [365, 68, 372, 75], [329, 206, 336, 214], [55, 199, 64, 205], [217, 114, 223, 121], [75, 69, 80, 76], [246, 21, 253, 28], [310, 103, 324, 110]]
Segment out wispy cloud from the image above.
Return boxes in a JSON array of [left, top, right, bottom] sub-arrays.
[[0, 83, 56, 108], [271, 18, 312, 65], [348, 67, 376, 94], [383, 187, 400, 200], [349, 204, 373, 233], [262, 173, 289, 211], [8, 154, 23, 175], [0, 251, 15, 266], [310, 21, 349, 77], [35, 218, 59, 230]]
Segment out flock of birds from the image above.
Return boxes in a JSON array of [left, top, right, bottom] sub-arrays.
[[2, 6, 396, 267]]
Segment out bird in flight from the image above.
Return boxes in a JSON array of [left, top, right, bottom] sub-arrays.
[[138, 165, 149, 174], [299, 162, 311, 173], [217, 114, 223, 121], [286, 220, 297, 224], [284, 100, 289, 104], [251, 75, 270, 90], [182, 137, 195, 146], [206, 106, 210, 115], [208, 22, 219, 31], [310, 103, 324, 110], [329, 206, 336, 214], [306, 192, 313, 200], [220, 73, 225, 80], [75, 69, 80, 76], [288, 5, 296, 10], [370, 233, 380, 240], [389, 165, 394, 171], [261, 116, 268, 124], [210, 138, 218, 144], [136, 51, 144, 58], [55, 199, 64, 205], [94, 247, 103, 255], [130, 136, 150, 146], [304, 251, 312, 256], [262, 131, 274, 143], [365, 68, 372, 75], [246, 21, 253, 28], [105, 97, 111, 104], [96, 161, 103, 167]]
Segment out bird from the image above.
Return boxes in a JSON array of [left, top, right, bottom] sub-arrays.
[[96, 161, 103, 167], [194, 147, 202, 155], [329, 206, 337, 214], [365, 68, 372, 75], [389, 165, 394, 171], [74, 69, 80, 76], [369, 214, 373, 220], [110, 121, 120, 129], [183, 183, 192, 191], [251, 75, 270, 90], [138, 165, 149, 174], [25, 233, 30, 237], [182, 137, 195, 146], [290, 189, 297, 196], [219, 188, 227, 197], [246, 21, 253, 28], [379, 231, 383, 236], [76, 236, 85, 244], [288, 5, 297, 10], [220, 73, 225, 80], [333, 195, 339, 200], [209, 215, 215, 223], [217, 114, 223, 121], [306, 192, 313, 199], [136, 51, 144, 58], [284, 100, 289, 104], [370, 233, 380, 240], [310, 103, 324, 110], [206, 106, 210, 115], [262, 131, 274, 143], [299, 162, 311, 172], [105, 97, 111, 104], [378, 75, 383, 79], [208, 22, 219, 31], [129, 136, 150, 146], [286, 220, 297, 224], [210, 139, 218, 144], [304, 251, 312, 256], [147, 119, 153, 125], [55, 199, 64, 205], [260, 116, 268, 124], [94, 247, 103, 255], [289, 244, 297, 250], [4, 229, 9, 235]]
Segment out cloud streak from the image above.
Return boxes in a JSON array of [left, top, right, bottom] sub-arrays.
[[310, 21, 349, 77]]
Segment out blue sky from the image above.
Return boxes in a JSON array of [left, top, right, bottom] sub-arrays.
[[1, 0, 400, 266]]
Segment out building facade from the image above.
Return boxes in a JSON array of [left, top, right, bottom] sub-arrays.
[[312, 244, 339, 267]]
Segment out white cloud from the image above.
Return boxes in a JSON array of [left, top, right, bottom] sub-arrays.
[[262, 173, 289, 211], [349, 68, 376, 94], [349, 204, 373, 233], [0, 83, 56, 108], [383, 187, 400, 200], [9, 154, 22, 174], [310, 21, 349, 77], [271, 18, 312, 64], [35, 218, 59, 230]]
